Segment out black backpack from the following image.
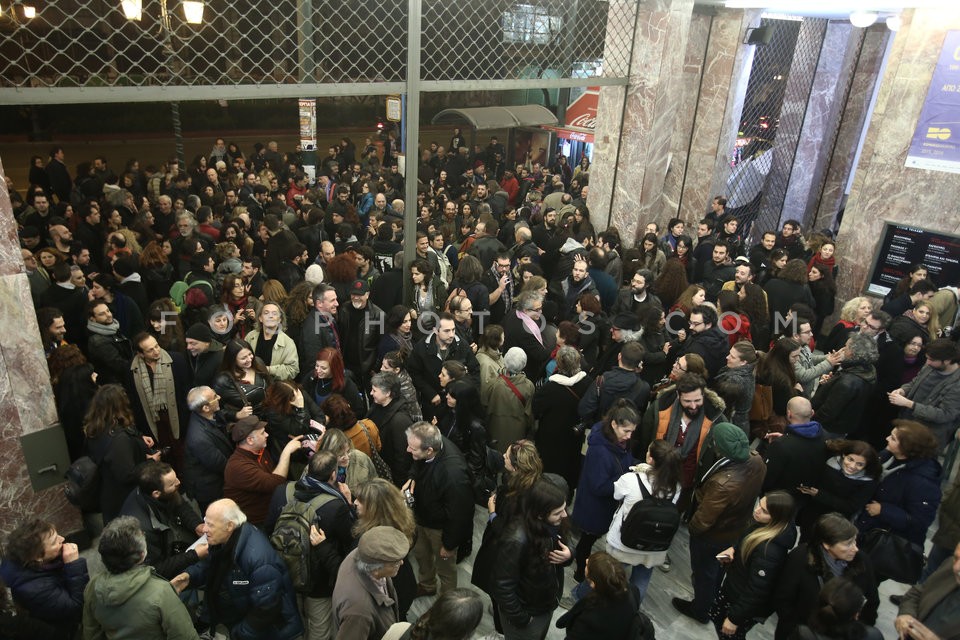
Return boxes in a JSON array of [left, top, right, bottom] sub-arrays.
[[619, 474, 680, 552], [64, 456, 101, 512], [270, 484, 337, 593]]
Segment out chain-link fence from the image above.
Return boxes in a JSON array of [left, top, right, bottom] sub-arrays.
[[0, 0, 636, 101], [723, 16, 828, 240]]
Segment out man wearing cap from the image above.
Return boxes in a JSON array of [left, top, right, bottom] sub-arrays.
[[173, 499, 303, 640], [337, 279, 384, 388], [332, 526, 409, 640], [223, 416, 304, 527], [672, 421, 766, 624], [184, 323, 225, 388], [590, 311, 643, 378]]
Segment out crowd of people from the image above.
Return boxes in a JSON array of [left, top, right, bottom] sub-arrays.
[[2, 134, 960, 640]]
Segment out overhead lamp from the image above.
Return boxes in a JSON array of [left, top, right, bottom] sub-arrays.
[[885, 15, 901, 31], [120, 0, 142, 20], [182, 0, 203, 24], [849, 11, 877, 28], [22, 3, 36, 18]]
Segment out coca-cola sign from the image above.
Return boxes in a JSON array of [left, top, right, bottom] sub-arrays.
[[568, 113, 596, 129], [565, 87, 599, 130]]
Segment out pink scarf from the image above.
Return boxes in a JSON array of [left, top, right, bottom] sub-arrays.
[[517, 310, 543, 345]]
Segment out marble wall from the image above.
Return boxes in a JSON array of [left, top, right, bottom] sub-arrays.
[[814, 26, 890, 231], [677, 9, 760, 224], [839, 8, 960, 303], [590, 0, 696, 244], [781, 21, 863, 229], [0, 157, 82, 538]]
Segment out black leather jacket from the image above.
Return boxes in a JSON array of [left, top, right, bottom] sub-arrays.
[[492, 522, 566, 626]]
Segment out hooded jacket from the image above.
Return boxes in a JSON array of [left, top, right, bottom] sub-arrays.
[[578, 367, 650, 424], [81, 564, 198, 640], [762, 421, 828, 498]]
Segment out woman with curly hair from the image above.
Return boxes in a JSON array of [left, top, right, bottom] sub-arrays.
[[447, 254, 489, 314], [822, 296, 873, 353], [653, 258, 689, 310], [283, 281, 314, 341], [83, 385, 159, 522], [353, 479, 418, 619], [380, 350, 423, 422], [325, 252, 360, 303], [138, 240, 175, 302], [317, 426, 377, 493], [738, 282, 770, 352], [753, 337, 802, 436], [260, 379, 322, 463], [576, 291, 607, 370], [48, 344, 98, 461], [0, 518, 88, 639]]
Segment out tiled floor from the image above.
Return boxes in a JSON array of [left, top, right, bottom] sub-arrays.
[[406, 505, 906, 640]]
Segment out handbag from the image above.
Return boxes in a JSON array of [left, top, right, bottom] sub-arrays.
[[858, 528, 923, 584], [358, 419, 393, 483]]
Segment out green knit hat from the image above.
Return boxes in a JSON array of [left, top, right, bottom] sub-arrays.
[[711, 422, 750, 463]]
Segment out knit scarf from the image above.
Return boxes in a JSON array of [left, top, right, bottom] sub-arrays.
[[87, 319, 120, 336], [663, 400, 706, 460], [808, 254, 836, 273], [820, 547, 848, 577], [131, 350, 181, 439]]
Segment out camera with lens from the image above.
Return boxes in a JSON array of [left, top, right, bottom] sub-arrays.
[[148, 446, 172, 459], [402, 489, 415, 508]]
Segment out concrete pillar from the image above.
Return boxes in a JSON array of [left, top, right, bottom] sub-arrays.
[[781, 21, 863, 229], [839, 7, 960, 302], [589, 0, 696, 245], [813, 26, 890, 231], [0, 156, 82, 538]]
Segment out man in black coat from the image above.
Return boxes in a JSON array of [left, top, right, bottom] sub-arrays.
[[403, 422, 474, 596], [184, 323, 225, 388], [761, 397, 828, 500], [182, 386, 234, 511], [678, 305, 728, 381], [407, 313, 481, 421], [45, 146, 72, 204], [700, 240, 736, 303], [118, 461, 206, 580]]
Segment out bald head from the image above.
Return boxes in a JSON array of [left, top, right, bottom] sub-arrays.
[[787, 396, 813, 423]]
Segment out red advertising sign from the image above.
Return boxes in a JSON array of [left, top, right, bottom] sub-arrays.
[[565, 87, 599, 130]]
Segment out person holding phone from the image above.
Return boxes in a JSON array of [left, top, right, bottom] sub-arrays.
[[709, 491, 796, 639]]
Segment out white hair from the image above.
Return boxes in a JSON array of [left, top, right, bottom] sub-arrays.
[[503, 347, 527, 374]]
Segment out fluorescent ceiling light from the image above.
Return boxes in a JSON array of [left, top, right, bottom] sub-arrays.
[[182, 0, 204, 24], [121, 0, 142, 20], [850, 10, 878, 26], [886, 14, 902, 30]]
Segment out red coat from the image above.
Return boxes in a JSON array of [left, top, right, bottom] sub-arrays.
[[500, 175, 520, 206]]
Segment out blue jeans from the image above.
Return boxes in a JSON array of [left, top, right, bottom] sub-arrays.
[[689, 535, 727, 619]]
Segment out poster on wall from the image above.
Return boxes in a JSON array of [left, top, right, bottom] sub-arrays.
[[905, 30, 960, 174], [865, 222, 960, 297]]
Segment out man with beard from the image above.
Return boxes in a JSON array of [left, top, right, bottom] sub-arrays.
[[118, 461, 206, 579], [551, 256, 599, 321], [639, 373, 727, 502], [612, 268, 661, 316], [531, 207, 559, 251]]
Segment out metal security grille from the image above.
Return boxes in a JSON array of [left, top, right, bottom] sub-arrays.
[[0, 0, 635, 103], [723, 16, 828, 240]]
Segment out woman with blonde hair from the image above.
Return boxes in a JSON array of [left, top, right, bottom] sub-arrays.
[[822, 296, 873, 353], [709, 490, 797, 640], [888, 299, 940, 344], [318, 427, 376, 492]]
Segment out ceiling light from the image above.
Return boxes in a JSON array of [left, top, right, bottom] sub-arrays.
[[885, 15, 901, 31], [182, 0, 203, 24], [120, 0, 142, 20], [22, 3, 35, 18], [849, 10, 878, 28]]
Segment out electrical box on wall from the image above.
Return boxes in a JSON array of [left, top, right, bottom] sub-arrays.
[[20, 426, 71, 493]]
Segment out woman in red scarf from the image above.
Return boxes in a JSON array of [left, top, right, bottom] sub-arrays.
[[807, 239, 837, 278]]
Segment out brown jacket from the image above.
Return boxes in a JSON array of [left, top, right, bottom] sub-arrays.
[[332, 549, 399, 640], [898, 552, 960, 639], [689, 451, 766, 544], [223, 447, 285, 526]]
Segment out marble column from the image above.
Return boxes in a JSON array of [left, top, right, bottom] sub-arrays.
[[589, 0, 696, 245], [781, 21, 863, 229], [838, 8, 960, 303], [676, 8, 762, 223], [813, 26, 890, 231], [756, 18, 827, 231], [0, 157, 82, 538], [661, 10, 711, 220]]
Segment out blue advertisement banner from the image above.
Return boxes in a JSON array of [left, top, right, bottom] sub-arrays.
[[906, 30, 960, 174]]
